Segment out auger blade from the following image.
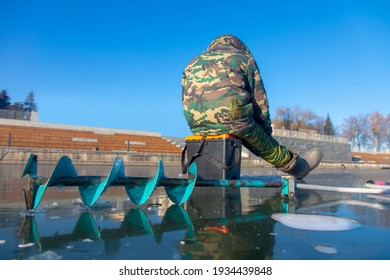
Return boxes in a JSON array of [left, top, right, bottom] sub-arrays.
[[121, 208, 156, 243], [78, 157, 124, 207], [73, 212, 101, 239], [21, 154, 38, 178], [31, 156, 78, 210], [124, 160, 163, 205], [164, 163, 197, 204], [161, 204, 193, 230], [154, 204, 194, 243]]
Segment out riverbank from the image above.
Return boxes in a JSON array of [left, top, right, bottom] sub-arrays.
[[1, 147, 389, 170]]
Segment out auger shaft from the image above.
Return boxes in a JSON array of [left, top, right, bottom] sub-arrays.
[[55, 175, 284, 188]]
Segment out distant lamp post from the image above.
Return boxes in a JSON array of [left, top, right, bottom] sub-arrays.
[[8, 133, 12, 147]]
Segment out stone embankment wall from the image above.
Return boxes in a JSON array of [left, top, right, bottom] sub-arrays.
[[274, 136, 352, 162]]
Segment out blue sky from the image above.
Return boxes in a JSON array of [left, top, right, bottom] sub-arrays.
[[1, 0, 389, 137]]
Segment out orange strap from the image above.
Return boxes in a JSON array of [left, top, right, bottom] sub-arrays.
[[185, 134, 235, 141]]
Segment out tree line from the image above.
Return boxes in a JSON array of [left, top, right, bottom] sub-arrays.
[[272, 106, 389, 152], [342, 112, 389, 153], [0, 89, 38, 112]]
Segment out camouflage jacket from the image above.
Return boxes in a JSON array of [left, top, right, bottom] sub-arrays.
[[182, 35, 272, 136]]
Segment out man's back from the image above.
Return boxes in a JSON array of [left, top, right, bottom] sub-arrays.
[[182, 37, 253, 135]]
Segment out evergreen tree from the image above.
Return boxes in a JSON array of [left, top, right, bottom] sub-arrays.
[[324, 113, 335, 135], [23, 90, 38, 111], [0, 89, 11, 109]]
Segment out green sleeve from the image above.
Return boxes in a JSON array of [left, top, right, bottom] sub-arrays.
[[247, 57, 273, 135]]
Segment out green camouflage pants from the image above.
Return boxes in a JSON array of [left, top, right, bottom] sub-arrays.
[[232, 124, 292, 168]]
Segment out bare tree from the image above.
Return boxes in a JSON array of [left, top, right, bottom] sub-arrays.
[[312, 115, 325, 134], [367, 112, 389, 152], [291, 106, 318, 132], [342, 114, 369, 151], [385, 113, 390, 150], [342, 116, 357, 150], [274, 106, 293, 130], [273, 106, 323, 133]]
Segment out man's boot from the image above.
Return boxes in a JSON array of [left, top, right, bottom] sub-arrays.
[[278, 148, 323, 179]]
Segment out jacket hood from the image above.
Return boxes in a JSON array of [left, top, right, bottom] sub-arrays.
[[206, 34, 251, 54]]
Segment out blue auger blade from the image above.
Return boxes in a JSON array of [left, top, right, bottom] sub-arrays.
[[31, 156, 77, 210], [21, 154, 38, 178], [78, 157, 124, 207], [122, 208, 156, 243], [73, 212, 101, 239], [155, 204, 194, 243], [164, 163, 197, 204], [124, 160, 163, 205], [162, 204, 194, 232]]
